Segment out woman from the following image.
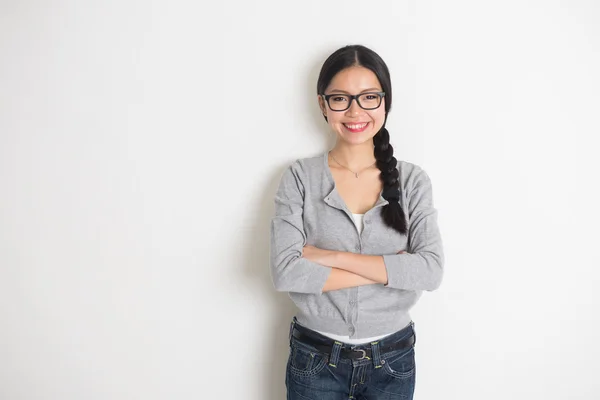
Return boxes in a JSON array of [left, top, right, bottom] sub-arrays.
[[270, 44, 444, 399]]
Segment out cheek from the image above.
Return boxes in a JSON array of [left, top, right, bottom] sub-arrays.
[[327, 114, 345, 127], [370, 110, 386, 126]]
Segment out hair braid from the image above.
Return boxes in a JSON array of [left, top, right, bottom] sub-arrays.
[[373, 126, 408, 235]]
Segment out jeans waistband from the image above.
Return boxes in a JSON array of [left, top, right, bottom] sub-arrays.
[[289, 317, 416, 352]]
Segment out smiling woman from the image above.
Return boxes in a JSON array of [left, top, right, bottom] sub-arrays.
[[269, 44, 445, 400], [319, 67, 388, 147]]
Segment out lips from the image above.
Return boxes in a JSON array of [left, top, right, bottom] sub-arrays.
[[343, 122, 369, 133]]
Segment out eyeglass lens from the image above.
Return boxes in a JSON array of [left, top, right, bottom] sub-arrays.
[[327, 93, 382, 111]]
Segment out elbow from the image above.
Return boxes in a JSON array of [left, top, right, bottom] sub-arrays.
[[271, 269, 292, 292], [425, 253, 444, 291], [427, 270, 443, 291], [270, 254, 302, 292], [272, 282, 288, 293], [271, 263, 291, 292], [270, 253, 328, 294]]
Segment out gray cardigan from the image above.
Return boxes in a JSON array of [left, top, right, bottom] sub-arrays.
[[270, 151, 444, 338]]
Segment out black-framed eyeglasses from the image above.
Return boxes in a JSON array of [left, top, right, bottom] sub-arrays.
[[320, 91, 385, 112]]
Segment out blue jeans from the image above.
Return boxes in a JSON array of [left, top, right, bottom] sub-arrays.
[[286, 318, 417, 399]]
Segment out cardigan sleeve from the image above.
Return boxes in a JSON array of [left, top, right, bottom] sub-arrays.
[[269, 163, 331, 294], [382, 167, 445, 291]]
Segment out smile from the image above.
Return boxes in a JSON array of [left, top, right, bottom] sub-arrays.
[[343, 122, 369, 133]]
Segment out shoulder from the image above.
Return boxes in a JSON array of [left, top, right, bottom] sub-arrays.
[[281, 152, 326, 179], [396, 159, 432, 189], [277, 152, 327, 191], [290, 152, 326, 173]]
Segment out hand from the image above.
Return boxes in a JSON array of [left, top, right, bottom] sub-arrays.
[[302, 245, 335, 266], [397, 250, 408, 254]]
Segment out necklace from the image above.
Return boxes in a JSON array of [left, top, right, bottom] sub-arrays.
[[329, 152, 377, 178]]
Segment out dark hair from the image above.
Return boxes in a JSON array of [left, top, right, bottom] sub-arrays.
[[317, 44, 407, 235]]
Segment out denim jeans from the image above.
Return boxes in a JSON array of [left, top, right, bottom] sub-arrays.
[[286, 318, 417, 399]]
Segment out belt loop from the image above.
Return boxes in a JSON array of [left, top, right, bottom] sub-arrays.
[[411, 320, 416, 347], [288, 317, 297, 345], [328, 341, 343, 368], [370, 340, 382, 368]]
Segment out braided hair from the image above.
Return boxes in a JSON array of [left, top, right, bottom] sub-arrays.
[[317, 44, 408, 235]]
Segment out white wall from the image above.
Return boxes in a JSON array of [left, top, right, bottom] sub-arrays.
[[1, 1, 599, 399]]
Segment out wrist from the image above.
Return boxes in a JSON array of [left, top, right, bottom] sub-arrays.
[[324, 249, 341, 267]]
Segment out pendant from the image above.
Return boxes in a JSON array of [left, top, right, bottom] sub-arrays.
[[355, 173, 359, 178]]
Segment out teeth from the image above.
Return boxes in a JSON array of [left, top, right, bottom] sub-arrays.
[[345, 123, 368, 129]]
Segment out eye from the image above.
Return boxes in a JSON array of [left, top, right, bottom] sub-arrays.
[[331, 96, 348, 103]]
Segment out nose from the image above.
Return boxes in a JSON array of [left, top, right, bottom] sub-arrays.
[[345, 97, 362, 116]]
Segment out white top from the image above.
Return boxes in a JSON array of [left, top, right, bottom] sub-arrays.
[[312, 212, 393, 345], [351, 213, 364, 234], [312, 328, 393, 345]]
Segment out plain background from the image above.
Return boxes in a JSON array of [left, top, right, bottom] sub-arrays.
[[1, 1, 599, 399]]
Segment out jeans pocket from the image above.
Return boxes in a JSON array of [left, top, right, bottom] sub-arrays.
[[381, 346, 416, 379], [287, 342, 327, 378]]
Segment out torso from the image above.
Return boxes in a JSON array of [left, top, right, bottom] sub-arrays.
[[328, 154, 383, 214]]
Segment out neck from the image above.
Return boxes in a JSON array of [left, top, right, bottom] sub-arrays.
[[330, 140, 376, 171]]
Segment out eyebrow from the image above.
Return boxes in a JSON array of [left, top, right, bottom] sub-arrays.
[[327, 88, 382, 94]]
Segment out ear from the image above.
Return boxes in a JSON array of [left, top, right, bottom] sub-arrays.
[[317, 95, 327, 116]]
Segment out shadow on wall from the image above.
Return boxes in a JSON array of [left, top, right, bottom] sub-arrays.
[[242, 162, 296, 400], [242, 50, 336, 399], [306, 47, 339, 147]]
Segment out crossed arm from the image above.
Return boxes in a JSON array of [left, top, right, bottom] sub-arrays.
[[302, 246, 407, 292], [270, 163, 444, 295]]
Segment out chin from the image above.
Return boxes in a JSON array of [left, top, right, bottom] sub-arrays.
[[337, 130, 376, 144], [339, 135, 374, 146]]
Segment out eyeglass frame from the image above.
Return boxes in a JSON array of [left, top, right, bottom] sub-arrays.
[[320, 91, 386, 112]]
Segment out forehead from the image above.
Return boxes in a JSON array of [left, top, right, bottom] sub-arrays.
[[326, 66, 381, 92]]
